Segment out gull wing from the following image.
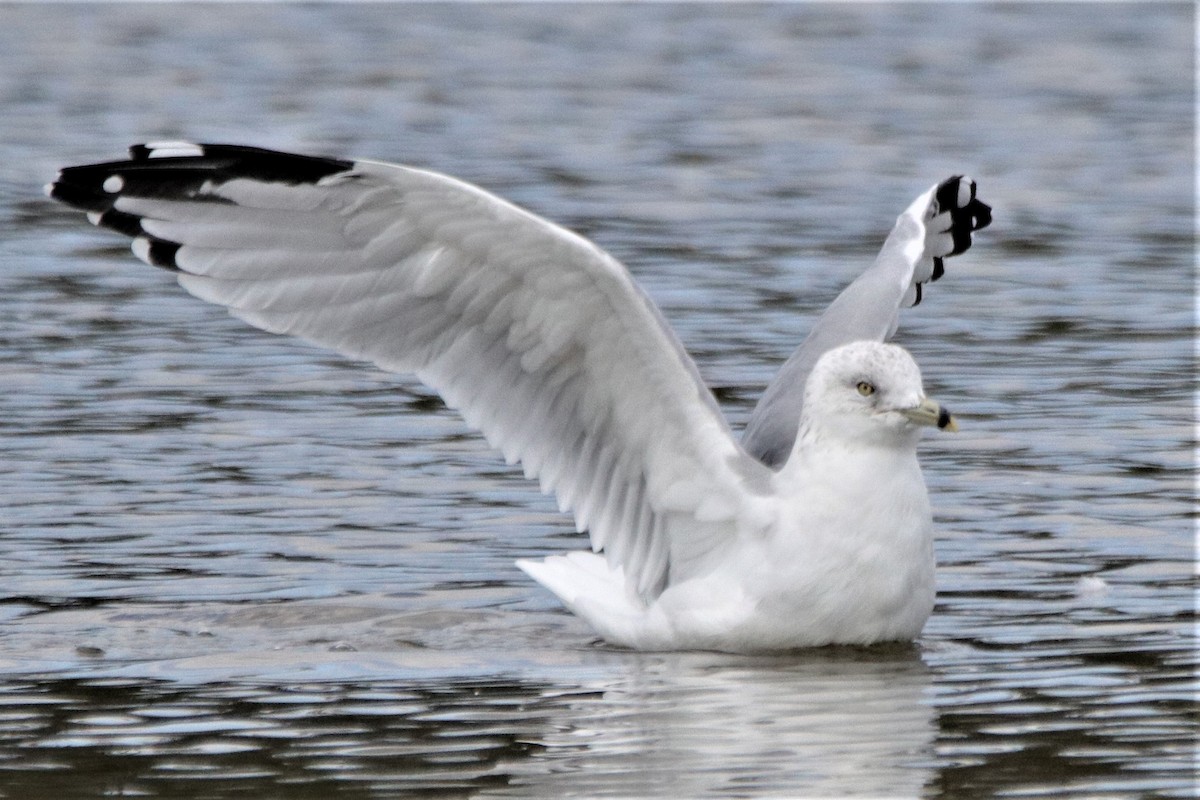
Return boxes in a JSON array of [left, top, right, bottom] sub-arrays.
[[742, 176, 991, 467], [48, 142, 773, 599]]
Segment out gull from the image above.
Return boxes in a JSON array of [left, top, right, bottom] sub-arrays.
[[46, 143, 990, 652]]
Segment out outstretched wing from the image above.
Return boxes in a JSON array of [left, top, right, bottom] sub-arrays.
[[48, 142, 773, 599], [742, 176, 991, 467]]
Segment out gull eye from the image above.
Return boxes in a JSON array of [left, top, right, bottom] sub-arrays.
[[856, 381, 876, 397]]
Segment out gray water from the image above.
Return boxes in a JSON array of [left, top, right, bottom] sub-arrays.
[[0, 4, 1194, 798]]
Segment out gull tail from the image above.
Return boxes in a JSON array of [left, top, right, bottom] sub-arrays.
[[517, 553, 661, 648]]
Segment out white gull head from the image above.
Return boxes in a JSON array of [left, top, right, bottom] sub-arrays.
[[798, 341, 956, 450]]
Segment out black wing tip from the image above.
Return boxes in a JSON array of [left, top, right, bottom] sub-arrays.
[[125, 141, 356, 184], [48, 143, 359, 268], [48, 142, 357, 214], [930, 175, 992, 274], [92, 207, 145, 238], [936, 174, 992, 229], [132, 236, 182, 271], [969, 197, 993, 231], [46, 171, 113, 213]]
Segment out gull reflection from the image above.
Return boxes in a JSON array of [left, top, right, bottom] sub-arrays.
[[504, 646, 935, 798]]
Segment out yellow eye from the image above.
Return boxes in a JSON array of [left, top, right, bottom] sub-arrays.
[[856, 381, 876, 397]]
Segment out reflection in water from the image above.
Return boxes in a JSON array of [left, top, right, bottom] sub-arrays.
[[5, 594, 1194, 797], [0, 646, 934, 799], [3, 631, 1190, 798], [509, 649, 933, 798]]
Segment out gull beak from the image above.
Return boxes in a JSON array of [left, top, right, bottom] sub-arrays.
[[900, 397, 958, 432]]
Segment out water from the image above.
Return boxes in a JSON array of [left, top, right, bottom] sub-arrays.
[[0, 3, 1194, 798]]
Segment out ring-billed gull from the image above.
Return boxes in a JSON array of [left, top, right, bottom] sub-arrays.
[[46, 143, 990, 652]]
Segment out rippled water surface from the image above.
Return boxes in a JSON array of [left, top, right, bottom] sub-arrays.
[[0, 4, 1194, 798]]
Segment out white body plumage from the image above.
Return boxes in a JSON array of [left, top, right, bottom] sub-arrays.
[[520, 341, 940, 652]]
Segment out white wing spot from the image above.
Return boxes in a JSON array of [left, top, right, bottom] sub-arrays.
[[146, 141, 204, 158], [130, 237, 152, 265], [957, 178, 972, 207], [102, 175, 124, 194]]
